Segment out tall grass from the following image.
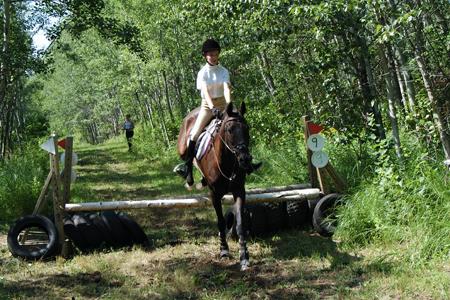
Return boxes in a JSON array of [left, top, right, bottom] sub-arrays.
[[0, 144, 48, 222], [335, 133, 450, 265]]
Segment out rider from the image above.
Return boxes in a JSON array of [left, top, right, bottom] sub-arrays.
[[176, 38, 260, 185]]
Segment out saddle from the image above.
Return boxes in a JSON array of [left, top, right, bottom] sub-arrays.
[[194, 119, 222, 160]]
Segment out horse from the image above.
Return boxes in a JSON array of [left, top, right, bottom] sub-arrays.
[[177, 102, 254, 270]]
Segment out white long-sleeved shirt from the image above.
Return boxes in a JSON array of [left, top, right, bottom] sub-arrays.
[[196, 63, 230, 99]]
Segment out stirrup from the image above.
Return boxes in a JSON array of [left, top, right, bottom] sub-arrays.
[[173, 163, 188, 178], [247, 162, 262, 174]]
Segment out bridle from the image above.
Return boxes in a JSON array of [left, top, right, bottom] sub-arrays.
[[212, 117, 249, 181]]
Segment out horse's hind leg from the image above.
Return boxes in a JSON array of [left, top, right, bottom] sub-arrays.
[[211, 191, 229, 258], [233, 188, 250, 271]]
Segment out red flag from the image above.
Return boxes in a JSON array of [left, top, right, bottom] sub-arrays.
[[57, 139, 66, 149], [308, 122, 324, 135]]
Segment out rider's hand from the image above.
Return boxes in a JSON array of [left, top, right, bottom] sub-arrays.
[[211, 108, 223, 119]]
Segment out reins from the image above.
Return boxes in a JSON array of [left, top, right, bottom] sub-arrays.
[[212, 117, 246, 182]]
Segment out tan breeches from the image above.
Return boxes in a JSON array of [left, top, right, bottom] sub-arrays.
[[189, 96, 227, 141]]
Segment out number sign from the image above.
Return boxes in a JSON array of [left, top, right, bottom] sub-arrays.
[[307, 134, 325, 151], [311, 151, 329, 168]]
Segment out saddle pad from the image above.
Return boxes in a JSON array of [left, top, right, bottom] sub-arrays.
[[195, 119, 221, 160]]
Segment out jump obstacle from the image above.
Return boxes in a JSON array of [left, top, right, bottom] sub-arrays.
[[29, 116, 346, 257]]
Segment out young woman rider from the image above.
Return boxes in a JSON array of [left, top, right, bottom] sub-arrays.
[[177, 38, 260, 186]]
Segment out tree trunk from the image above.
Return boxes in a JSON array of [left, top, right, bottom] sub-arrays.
[[154, 90, 170, 146], [0, 0, 10, 103], [143, 97, 155, 130], [380, 47, 402, 159], [394, 46, 416, 113], [151, 77, 170, 146], [394, 55, 408, 110], [162, 70, 175, 122], [415, 53, 450, 159], [410, 8, 450, 159], [172, 72, 186, 116], [134, 91, 148, 125], [356, 35, 386, 139], [257, 51, 276, 96], [0, 0, 11, 159]]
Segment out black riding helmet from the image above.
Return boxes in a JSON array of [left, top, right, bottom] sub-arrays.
[[202, 39, 221, 55]]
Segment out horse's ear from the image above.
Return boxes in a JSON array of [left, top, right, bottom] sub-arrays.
[[240, 102, 246, 116], [226, 102, 234, 115]]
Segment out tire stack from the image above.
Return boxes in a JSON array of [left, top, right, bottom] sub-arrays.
[[225, 199, 311, 238], [7, 211, 150, 260], [64, 211, 150, 252], [286, 200, 310, 228]]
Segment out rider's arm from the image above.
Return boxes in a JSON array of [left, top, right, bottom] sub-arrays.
[[224, 82, 232, 104], [200, 82, 215, 109]]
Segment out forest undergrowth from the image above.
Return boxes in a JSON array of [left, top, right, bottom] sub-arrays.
[[1, 129, 449, 299]]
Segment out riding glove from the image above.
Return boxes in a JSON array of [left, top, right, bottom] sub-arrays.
[[211, 108, 223, 119]]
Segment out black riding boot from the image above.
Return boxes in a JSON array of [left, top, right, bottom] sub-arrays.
[[174, 140, 197, 180], [247, 161, 262, 175], [185, 140, 196, 186]]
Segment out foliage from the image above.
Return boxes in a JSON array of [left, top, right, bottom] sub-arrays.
[[2, 138, 450, 299], [0, 0, 449, 282], [336, 133, 450, 264], [0, 143, 48, 221]]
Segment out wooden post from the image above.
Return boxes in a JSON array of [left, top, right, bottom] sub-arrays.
[[32, 170, 53, 214], [302, 116, 347, 194], [303, 116, 319, 188], [62, 136, 73, 204], [324, 163, 347, 193], [50, 135, 68, 257], [316, 167, 329, 194]]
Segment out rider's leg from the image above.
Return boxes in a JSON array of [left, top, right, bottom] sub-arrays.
[[184, 107, 213, 185]]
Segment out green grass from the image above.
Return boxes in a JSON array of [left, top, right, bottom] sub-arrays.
[[1, 137, 450, 299]]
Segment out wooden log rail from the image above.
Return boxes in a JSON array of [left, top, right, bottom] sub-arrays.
[[65, 185, 321, 212]]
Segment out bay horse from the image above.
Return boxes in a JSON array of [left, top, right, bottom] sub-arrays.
[[177, 102, 253, 270]]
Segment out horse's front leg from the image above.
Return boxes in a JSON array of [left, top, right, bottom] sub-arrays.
[[233, 188, 250, 271], [211, 191, 229, 258]]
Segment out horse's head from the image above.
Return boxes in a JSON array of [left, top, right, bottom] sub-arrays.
[[221, 102, 253, 173]]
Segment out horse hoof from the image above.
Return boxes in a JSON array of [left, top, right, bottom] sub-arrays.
[[240, 259, 250, 271], [184, 182, 193, 191], [195, 182, 205, 190], [220, 249, 230, 258]]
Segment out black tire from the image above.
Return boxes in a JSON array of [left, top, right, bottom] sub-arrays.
[[64, 216, 87, 250], [247, 204, 268, 237], [313, 193, 342, 237], [117, 212, 150, 247], [7, 215, 59, 260], [101, 211, 133, 247], [87, 213, 115, 248], [286, 200, 310, 228], [73, 214, 103, 251], [263, 201, 288, 231]]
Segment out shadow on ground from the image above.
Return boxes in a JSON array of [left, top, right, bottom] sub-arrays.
[[0, 271, 149, 300]]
